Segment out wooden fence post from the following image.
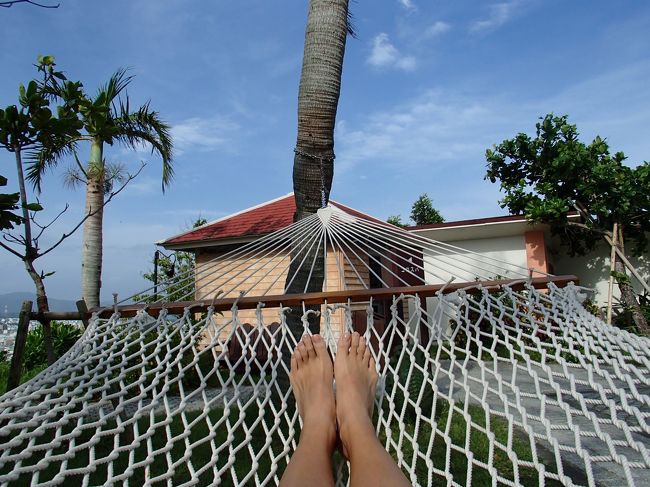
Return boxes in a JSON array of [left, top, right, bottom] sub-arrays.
[[6, 300, 32, 392], [76, 299, 89, 330]]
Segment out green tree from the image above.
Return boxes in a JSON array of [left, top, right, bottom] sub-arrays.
[[485, 114, 650, 334], [134, 218, 207, 304], [0, 174, 22, 230], [410, 193, 444, 225], [0, 56, 84, 364], [387, 214, 406, 228], [30, 68, 174, 308]]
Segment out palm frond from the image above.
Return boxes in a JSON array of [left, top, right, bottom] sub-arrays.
[[347, 7, 357, 38], [105, 161, 128, 185], [100, 67, 134, 104], [62, 167, 86, 190], [114, 101, 174, 191], [26, 139, 78, 192]]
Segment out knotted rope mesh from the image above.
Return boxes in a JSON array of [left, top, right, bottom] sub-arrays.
[[1, 206, 648, 486]]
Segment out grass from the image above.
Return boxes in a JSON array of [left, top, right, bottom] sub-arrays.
[[0, 392, 567, 487], [0, 320, 573, 486], [377, 400, 564, 486], [1, 402, 287, 486]]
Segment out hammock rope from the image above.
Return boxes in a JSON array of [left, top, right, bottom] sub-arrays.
[[1, 205, 648, 486]]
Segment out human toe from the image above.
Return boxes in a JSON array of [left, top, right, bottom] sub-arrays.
[[357, 335, 367, 356], [296, 341, 308, 362], [312, 334, 328, 356], [351, 332, 360, 352], [302, 335, 316, 359], [337, 332, 351, 356]]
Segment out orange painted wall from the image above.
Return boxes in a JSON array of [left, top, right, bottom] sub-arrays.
[[524, 230, 548, 276]]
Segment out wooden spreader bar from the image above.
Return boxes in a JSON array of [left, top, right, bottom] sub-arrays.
[[92, 275, 578, 319]]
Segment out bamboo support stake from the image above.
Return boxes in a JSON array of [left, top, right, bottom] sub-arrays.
[[603, 233, 650, 295], [606, 222, 618, 325], [573, 203, 650, 295]]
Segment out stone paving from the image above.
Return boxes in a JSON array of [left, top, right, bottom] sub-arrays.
[[432, 360, 650, 487]]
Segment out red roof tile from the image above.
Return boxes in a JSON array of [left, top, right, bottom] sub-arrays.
[[160, 194, 389, 248], [162, 194, 295, 246]]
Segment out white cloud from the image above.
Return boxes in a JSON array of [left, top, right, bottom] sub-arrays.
[[171, 116, 240, 154], [336, 90, 502, 175], [398, 0, 416, 10], [470, 1, 521, 33], [336, 60, 650, 179], [367, 33, 417, 71], [424, 21, 451, 38], [123, 177, 158, 195]]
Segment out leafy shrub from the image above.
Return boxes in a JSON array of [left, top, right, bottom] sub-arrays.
[[23, 321, 83, 369]]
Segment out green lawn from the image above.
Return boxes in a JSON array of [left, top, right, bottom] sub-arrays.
[[0, 394, 567, 487]]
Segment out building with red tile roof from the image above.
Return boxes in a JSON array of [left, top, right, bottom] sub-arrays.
[[157, 194, 643, 309], [159, 192, 386, 250]]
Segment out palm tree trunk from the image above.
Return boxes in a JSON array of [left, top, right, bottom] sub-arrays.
[[613, 226, 649, 334], [274, 0, 350, 402], [14, 148, 56, 364], [292, 0, 348, 219], [285, 0, 349, 338], [81, 139, 105, 308]]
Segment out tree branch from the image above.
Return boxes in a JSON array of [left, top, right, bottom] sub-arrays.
[[0, 0, 59, 8], [0, 239, 23, 259], [32, 203, 70, 241], [570, 202, 612, 237], [38, 163, 145, 258], [2, 231, 25, 246], [565, 221, 608, 235]]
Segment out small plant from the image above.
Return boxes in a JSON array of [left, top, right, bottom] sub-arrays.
[[23, 321, 83, 369]]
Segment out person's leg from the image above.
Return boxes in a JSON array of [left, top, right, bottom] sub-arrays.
[[279, 334, 336, 487], [335, 332, 411, 487]]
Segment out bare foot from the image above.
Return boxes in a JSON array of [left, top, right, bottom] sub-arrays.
[[334, 332, 379, 458], [289, 334, 337, 452]]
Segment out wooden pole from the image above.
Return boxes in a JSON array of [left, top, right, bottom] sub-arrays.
[[76, 299, 90, 330], [603, 233, 650, 295], [573, 203, 650, 295], [606, 222, 618, 325], [6, 300, 32, 392]]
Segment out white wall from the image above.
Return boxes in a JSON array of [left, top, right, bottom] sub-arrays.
[[548, 239, 650, 307], [423, 235, 528, 284]]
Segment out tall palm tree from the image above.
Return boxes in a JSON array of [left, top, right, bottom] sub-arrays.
[[30, 69, 173, 308], [284, 0, 351, 335]]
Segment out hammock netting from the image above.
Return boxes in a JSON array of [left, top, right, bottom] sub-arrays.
[[1, 206, 649, 486]]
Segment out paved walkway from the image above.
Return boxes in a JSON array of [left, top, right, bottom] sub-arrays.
[[431, 360, 650, 487]]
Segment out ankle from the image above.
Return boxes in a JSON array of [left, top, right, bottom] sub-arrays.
[[338, 414, 376, 459], [300, 421, 337, 453]]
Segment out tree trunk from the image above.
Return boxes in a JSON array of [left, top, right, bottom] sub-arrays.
[[613, 226, 650, 334], [285, 0, 349, 339], [292, 0, 348, 219], [14, 149, 56, 365], [81, 139, 105, 308]]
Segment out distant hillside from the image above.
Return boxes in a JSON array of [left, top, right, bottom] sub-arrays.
[[0, 293, 77, 318]]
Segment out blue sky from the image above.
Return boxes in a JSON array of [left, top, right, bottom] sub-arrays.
[[1, 0, 649, 303]]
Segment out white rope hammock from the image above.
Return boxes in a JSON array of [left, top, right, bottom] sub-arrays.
[[1, 205, 649, 486]]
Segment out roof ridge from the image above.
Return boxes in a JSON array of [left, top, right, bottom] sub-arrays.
[[330, 200, 388, 225], [157, 192, 294, 245]]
